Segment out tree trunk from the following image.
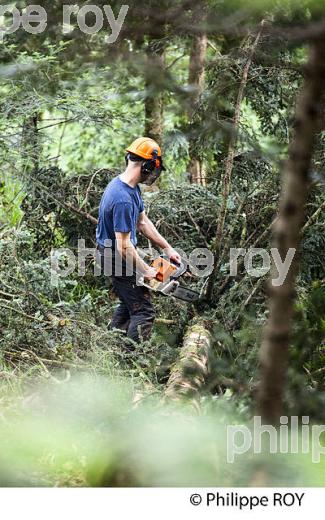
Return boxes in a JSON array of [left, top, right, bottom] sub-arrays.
[[187, 32, 208, 185], [144, 39, 165, 146], [206, 21, 265, 301], [257, 36, 325, 425], [164, 320, 213, 412], [22, 113, 40, 175]]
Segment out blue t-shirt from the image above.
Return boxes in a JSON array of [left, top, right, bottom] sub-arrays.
[[96, 176, 144, 248]]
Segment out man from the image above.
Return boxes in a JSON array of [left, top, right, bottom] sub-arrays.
[[96, 137, 181, 344]]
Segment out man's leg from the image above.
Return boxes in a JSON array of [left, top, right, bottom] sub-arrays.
[[112, 276, 155, 343], [127, 286, 155, 342], [110, 301, 130, 332], [98, 248, 131, 332]]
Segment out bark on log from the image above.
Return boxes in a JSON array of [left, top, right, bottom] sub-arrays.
[[164, 321, 213, 412], [257, 36, 325, 425]]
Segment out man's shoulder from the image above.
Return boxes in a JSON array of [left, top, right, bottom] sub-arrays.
[[106, 176, 121, 190], [105, 177, 132, 204]]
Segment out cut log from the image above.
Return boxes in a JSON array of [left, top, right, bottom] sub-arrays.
[[164, 321, 213, 412]]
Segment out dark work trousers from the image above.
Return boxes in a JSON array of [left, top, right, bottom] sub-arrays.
[[98, 247, 155, 343]]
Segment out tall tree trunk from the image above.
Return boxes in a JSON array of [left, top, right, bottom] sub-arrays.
[[205, 22, 265, 301], [144, 38, 165, 146], [22, 113, 40, 175], [187, 32, 208, 185], [257, 36, 325, 425]]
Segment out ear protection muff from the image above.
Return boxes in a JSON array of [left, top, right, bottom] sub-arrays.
[[125, 150, 165, 178], [141, 149, 160, 176]]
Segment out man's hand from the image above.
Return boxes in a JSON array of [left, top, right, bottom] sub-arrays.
[[165, 246, 182, 265], [143, 266, 158, 281], [116, 231, 158, 280]]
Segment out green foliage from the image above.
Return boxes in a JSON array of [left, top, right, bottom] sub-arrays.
[[0, 375, 324, 487], [0, 0, 325, 488], [292, 283, 325, 378], [0, 176, 24, 229]]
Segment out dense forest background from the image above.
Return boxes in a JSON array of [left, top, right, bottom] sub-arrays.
[[0, 0, 325, 487]]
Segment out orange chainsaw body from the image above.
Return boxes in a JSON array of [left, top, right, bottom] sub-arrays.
[[140, 255, 199, 303], [151, 257, 178, 282]]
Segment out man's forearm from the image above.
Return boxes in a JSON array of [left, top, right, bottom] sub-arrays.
[[117, 239, 149, 274], [138, 218, 171, 251]]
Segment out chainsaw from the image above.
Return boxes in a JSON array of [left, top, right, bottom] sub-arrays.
[[138, 255, 200, 303]]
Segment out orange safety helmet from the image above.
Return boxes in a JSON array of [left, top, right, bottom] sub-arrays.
[[126, 137, 162, 160], [126, 137, 165, 183]]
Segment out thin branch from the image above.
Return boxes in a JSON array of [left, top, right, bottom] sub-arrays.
[[166, 53, 186, 70], [206, 20, 266, 300], [302, 199, 325, 233], [0, 302, 52, 323]]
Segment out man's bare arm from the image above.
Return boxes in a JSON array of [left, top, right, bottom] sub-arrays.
[[115, 231, 156, 279], [137, 212, 181, 263]]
